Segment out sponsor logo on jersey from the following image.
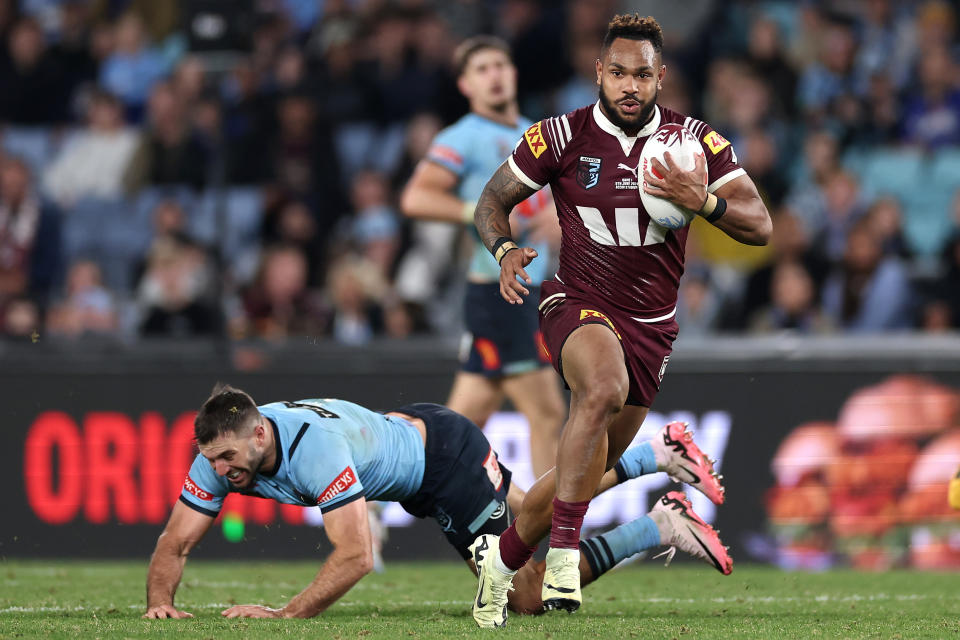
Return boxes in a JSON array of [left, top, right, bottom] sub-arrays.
[[183, 474, 213, 501], [703, 130, 731, 155], [482, 448, 504, 490], [524, 122, 548, 158], [579, 309, 622, 339], [577, 156, 602, 189], [317, 467, 357, 504]]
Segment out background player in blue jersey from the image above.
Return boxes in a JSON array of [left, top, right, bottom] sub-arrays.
[[400, 36, 564, 478], [143, 384, 731, 620]]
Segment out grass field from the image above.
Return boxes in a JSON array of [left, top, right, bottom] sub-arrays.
[[2, 560, 960, 639]]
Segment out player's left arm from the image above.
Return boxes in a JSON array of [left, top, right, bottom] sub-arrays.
[[221, 497, 374, 619], [645, 152, 771, 246]]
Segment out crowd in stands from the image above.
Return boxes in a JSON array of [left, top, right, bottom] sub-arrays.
[[0, 0, 958, 344]]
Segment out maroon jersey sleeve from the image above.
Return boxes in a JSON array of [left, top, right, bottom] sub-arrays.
[[508, 116, 571, 190], [681, 117, 746, 193]]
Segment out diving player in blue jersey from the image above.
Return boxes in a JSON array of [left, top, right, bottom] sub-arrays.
[[144, 384, 731, 620], [400, 36, 565, 478]]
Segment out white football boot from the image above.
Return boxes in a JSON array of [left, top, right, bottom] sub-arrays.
[[541, 547, 582, 612], [469, 534, 514, 628]]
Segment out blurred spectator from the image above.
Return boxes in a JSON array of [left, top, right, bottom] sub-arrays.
[[1, 295, 40, 338], [739, 128, 788, 209], [675, 264, 722, 337], [269, 90, 344, 220], [901, 44, 960, 148], [0, 16, 68, 124], [816, 170, 868, 263], [347, 169, 400, 278], [733, 208, 829, 330], [749, 260, 833, 334], [0, 156, 62, 305], [552, 36, 600, 115], [326, 254, 389, 346], [98, 12, 168, 120], [862, 196, 911, 259], [220, 59, 273, 184], [822, 220, 912, 332], [745, 14, 797, 119], [45, 259, 117, 337], [241, 244, 327, 340], [851, 0, 916, 95], [785, 129, 841, 235], [42, 89, 144, 207], [921, 232, 960, 331], [143, 81, 209, 189], [48, 1, 99, 111], [261, 198, 324, 287], [137, 235, 219, 337], [796, 16, 857, 126]]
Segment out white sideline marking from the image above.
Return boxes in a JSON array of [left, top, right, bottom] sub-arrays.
[[2, 593, 959, 614]]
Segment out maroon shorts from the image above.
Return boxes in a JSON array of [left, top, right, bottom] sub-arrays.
[[537, 279, 679, 407]]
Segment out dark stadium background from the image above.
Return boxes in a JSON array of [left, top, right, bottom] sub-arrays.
[[1, 0, 959, 570]]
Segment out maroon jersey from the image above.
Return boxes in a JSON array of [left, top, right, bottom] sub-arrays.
[[509, 103, 744, 319]]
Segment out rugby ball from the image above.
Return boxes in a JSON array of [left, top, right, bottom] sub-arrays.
[[639, 123, 706, 230]]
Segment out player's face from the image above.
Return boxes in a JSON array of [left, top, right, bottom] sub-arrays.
[[596, 38, 664, 133], [199, 423, 267, 490], [459, 48, 517, 112]]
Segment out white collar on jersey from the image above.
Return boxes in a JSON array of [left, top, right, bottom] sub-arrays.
[[592, 101, 661, 156]]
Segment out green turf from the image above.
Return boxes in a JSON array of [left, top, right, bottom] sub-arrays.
[[2, 559, 959, 639]]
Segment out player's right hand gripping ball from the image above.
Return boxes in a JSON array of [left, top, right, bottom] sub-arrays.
[[639, 123, 705, 230]]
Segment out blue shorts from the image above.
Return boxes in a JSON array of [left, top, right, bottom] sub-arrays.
[[397, 403, 513, 559], [461, 282, 551, 378]]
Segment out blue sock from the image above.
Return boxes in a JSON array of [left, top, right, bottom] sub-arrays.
[[613, 442, 657, 483], [580, 515, 661, 579]]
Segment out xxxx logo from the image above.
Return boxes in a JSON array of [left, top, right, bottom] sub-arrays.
[[579, 309, 621, 339], [524, 122, 548, 159]]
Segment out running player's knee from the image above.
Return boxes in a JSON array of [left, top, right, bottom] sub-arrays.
[[578, 380, 628, 417]]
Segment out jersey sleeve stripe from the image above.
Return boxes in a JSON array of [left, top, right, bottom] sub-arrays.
[[707, 167, 746, 193], [318, 491, 365, 514], [508, 155, 544, 190], [545, 118, 561, 161], [548, 117, 564, 150], [178, 494, 219, 518], [560, 114, 572, 143]]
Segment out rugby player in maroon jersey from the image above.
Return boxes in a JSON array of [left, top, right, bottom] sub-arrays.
[[469, 13, 771, 627]]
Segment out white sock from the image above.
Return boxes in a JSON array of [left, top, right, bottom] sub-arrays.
[[493, 550, 517, 576]]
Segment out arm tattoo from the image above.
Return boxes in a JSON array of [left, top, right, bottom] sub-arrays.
[[475, 162, 537, 252]]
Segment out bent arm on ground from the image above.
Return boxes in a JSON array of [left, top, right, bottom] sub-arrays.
[[279, 497, 375, 618], [144, 500, 215, 617]]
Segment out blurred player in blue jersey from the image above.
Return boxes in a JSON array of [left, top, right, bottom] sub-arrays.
[[401, 36, 564, 478], [143, 384, 730, 620]]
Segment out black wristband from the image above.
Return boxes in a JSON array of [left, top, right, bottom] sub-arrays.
[[705, 196, 727, 223], [491, 236, 518, 264]]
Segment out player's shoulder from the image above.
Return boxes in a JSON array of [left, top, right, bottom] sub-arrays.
[[529, 105, 593, 159], [659, 105, 730, 152]]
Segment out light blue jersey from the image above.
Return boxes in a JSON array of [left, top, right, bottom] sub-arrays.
[[180, 399, 425, 516], [426, 113, 550, 284]]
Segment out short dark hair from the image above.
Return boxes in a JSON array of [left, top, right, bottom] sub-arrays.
[[194, 383, 260, 445], [601, 14, 664, 56], [453, 35, 511, 76]]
